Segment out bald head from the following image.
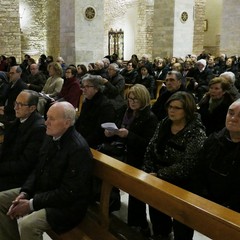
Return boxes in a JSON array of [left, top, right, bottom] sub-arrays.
[[45, 102, 76, 138]]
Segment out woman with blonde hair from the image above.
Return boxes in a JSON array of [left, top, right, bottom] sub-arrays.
[[104, 84, 158, 237], [37, 62, 64, 115]]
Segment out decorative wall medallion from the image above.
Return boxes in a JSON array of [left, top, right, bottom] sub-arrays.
[[180, 11, 188, 23], [84, 6, 96, 21]]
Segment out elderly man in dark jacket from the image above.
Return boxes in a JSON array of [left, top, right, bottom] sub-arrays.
[[0, 101, 93, 240], [0, 89, 45, 191]]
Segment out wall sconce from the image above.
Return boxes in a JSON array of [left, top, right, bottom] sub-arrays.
[[204, 19, 208, 31]]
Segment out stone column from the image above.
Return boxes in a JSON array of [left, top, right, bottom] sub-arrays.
[[0, 0, 21, 62], [153, 0, 194, 59], [192, 0, 206, 56], [60, 0, 104, 65]]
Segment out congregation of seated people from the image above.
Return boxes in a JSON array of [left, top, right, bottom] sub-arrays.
[[1, 51, 240, 240]]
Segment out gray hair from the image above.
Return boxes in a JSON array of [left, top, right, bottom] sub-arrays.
[[109, 63, 120, 72], [57, 101, 76, 125], [11, 65, 22, 73], [220, 71, 236, 84], [166, 70, 182, 81], [82, 74, 104, 92]]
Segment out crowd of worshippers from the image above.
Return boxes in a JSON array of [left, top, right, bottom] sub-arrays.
[[0, 52, 240, 240]]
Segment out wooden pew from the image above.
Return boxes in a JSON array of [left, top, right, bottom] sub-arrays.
[[150, 80, 165, 105], [76, 94, 84, 117], [47, 149, 240, 240]]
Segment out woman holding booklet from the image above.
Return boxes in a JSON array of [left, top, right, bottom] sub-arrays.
[[104, 84, 158, 238]]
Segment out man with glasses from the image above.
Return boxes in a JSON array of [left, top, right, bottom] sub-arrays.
[[0, 89, 45, 191], [151, 70, 186, 121], [0, 101, 92, 240], [0, 66, 27, 123]]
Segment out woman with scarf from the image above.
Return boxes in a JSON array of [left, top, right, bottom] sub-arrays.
[[104, 84, 158, 238], [198, 77, 234, 136]]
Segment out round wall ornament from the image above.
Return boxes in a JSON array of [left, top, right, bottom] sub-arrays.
[[84, 6, 96, 21], [180, 11, 188, 23]]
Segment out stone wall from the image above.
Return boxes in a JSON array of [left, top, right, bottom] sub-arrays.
[[135, 0, 154, 60], [0, 0, 21, 62], [192, 0, 206, 56], [152, 0, 175, 58], [45, 0, 60, 59]]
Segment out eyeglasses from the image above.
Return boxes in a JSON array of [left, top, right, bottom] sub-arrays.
[[81, 85, 94, 90], [14, 101, 29, 108], [168, 105, 183, 110], [128, 97, 139, 103]]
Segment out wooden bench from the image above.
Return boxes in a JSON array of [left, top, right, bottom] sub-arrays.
[[150, 80, 165, 105], [47, 149, 240, 240], [76, 94, 84, 117]]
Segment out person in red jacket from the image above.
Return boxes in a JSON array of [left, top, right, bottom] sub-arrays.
[[53, 66, 82, 108], [44, 66, 82, 117]]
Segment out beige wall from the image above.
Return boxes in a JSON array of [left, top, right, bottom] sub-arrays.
[[220, 0, 240, 56], [204, 0, 223, 56]]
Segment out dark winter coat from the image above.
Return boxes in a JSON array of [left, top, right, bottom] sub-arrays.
[[124, 106, 158, 168], [0, 111, 45, 191], [142, 114, 206, 190], [75, 91, 115, 148], [198, 93, 234, 136], [20, 126, 93, 233], [195, 128, 240, 212]]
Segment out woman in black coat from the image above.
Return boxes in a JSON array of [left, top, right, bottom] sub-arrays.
[[75, 74, 115, 149], [104, 84, 158, 237], [198, 77, 234, 136]]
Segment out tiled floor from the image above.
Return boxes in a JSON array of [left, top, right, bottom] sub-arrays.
[[44, 191, 211, 240]]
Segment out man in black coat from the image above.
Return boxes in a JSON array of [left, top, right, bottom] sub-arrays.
[[151, 70, 186, 121], [0, 102, 93, 239], [0, 89, 46, 191], [0, 66, 27, 123]]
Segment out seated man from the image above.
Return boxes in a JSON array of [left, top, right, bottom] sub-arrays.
[[151, 70, 186, 121], [195, 99, 240, 212], [26, 63, 47, 92], [0, 66, 27, 123], [0, 102, 93, 239], [0, 89, 46, 191]]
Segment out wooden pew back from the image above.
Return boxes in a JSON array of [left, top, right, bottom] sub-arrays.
[[92, 149, 240, 240], [48, 149, 240, 240]]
